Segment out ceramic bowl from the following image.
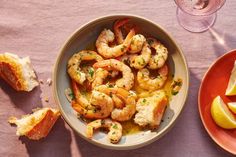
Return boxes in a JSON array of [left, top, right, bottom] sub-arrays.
[[53, 14, 189, 150]]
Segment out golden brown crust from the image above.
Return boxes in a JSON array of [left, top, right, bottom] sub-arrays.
[[26, 109, 61, 140], [151, 96, 168, 129], [0, 54, 26, 91]]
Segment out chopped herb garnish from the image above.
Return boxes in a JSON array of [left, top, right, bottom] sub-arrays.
[[81, 64, 87, 67], [143, 98, 147, 103], [121, 45, 126, 52], [142, 73, 145, 78], [88, 68, 94, 77], [147, 39, 154, 45], [175, 80, 182, 86], [123, 58, 130, 65], [107, 75, 112, 80], [113, 124, 118, 129], [68, 93, 75, 100], [108, 84, 114, 88], [101, 119, 105, 125], [141, 57, 145, 64], [76, 71, 81, 76], [81, 90, 87, 96], [171, 90, 179, 95], [93, 108, 97, 113]]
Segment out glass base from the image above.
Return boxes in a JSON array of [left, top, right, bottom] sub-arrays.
[[176, 8, 217, 33]]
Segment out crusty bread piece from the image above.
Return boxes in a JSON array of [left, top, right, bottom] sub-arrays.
[[134, 90, 168, 129], [0, 53, 39, 91], [8, 108, 60, 140]]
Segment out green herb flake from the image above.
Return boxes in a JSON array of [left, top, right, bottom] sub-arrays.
[[171, 90, 179, 95], [121, 45, 127, 52], [143, 98, 147, 103], [76, 71, 81, 76], [101, 119, 105, 125], [113, 124, 118, 129], [147, 39, 154, 45], [108, 84, 114, 88], [142, 73, 145, 78], [68, 93, 75, 100], [123, 58, 130, 65], [88, 68, 94, 77], [93, 108, 97, 113]]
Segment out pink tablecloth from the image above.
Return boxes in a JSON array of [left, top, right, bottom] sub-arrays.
[[0, 0, 236, 156]]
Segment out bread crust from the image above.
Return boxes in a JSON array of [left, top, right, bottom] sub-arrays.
[[0, 56, 23, 91], [0, 53, 38, 91], [8, 108, 61, 140], [26, 109, 60, 140]]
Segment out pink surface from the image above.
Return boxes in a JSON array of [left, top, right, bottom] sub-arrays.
[[0, 0, 236, 157]]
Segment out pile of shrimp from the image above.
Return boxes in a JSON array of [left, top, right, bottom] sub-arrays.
[[67, 18, 169, 144]]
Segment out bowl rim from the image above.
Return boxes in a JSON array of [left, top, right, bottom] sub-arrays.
[[53, 13, 190, 150], [198, 49, 236, 155]]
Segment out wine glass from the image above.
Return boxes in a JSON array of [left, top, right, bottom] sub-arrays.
[[174, 0, 226, 33]]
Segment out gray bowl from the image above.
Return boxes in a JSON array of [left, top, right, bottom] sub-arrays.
[[53, 14, 189, 150]]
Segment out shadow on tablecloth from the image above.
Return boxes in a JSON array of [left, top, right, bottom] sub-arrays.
[[0, 79, 43, 113], [209, 28, 236, 56]]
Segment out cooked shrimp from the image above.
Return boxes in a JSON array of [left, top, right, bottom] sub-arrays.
[[86, 119, 122, 144], [137, 64, 168, 91], [71, 80, 113, 119], [114, 18, 130, 44], [147, 38, 168, 69], [93, 59, 134, 90], [71, 80, 92, 109], [91, 68, 125, 109], [114, 18, 145, 54], [67, 50, 103, 84], [111, 94, 125, 109], [91, 68, 109, 88], [129, 34, 146, 53], [81, 66, 95, 83], [129, 42, 151, 69], [96, 29, 135, 58], [95, 85, 137, 121], [91, 68, 120, 88]]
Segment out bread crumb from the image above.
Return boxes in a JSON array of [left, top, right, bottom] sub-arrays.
[[39, 79, 44, 84], [8, 116, 17, 124], [46, 78, 52, 86], [44, 97, 49, 102]]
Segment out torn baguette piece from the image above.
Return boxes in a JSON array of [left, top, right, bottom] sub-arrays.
[[134, 90, 168, 129], [0, 52, 39, 91], [8, 108, 60, 140]]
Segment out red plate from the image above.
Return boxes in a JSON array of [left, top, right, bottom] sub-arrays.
[[198, 49, 236, 155]]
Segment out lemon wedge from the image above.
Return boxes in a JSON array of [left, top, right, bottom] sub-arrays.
[[228, 102, 236, 114], [225, 61, 236, 96], [211, 96, 236, 129]]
